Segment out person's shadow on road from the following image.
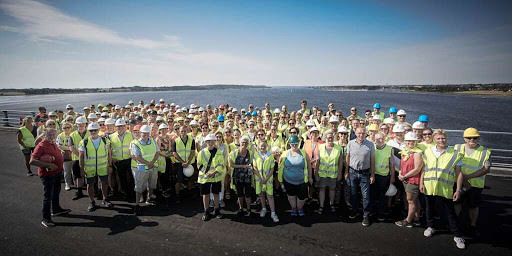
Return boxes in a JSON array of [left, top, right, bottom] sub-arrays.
[[54, 213, 158, 235]]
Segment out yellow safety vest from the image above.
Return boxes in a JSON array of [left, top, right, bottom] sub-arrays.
[[197, 148, 225, 184], [19, 126, 35, 150], [268, 135, 285, 152], [455, 144, 491, 189], [70, 130, 90, 161], [417, 141, 436, 152], [278, 149, 309, 183], [175, 135, 194, 163], [81, 137, 109, 178], [110, 131, 133, 160], [133, 138, 157, 170], [375, 145, 393, 176], [318, 144, 342, 178], [423, 146, 462, 199], [253, 151, 275, 181]]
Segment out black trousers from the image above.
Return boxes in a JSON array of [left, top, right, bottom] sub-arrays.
[[425, 195, 462, 237], [114, 159, 132, 194], [41, 174, 62, 220]]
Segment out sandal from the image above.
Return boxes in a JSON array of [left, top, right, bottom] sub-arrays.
[[330, 205, 336, 213], [316, 207, 323, 214]]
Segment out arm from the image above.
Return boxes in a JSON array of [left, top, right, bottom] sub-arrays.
[[345, 153, 350, 180], [389, 158, 395, 184], [464, 166, 490, 180], [370, 155, 375, 184], [79, 151, 86, 177], [306, 153, 313, 184], [30, 147, 58, 171], [337, 153, 343, 181], [17, 131, 28, 149], [402, 152, 424, 179], [186, 150, 195, 166], [453, 165, 463, 201]]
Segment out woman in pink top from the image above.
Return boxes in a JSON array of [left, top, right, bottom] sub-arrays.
[[395, 132, 424, 228]]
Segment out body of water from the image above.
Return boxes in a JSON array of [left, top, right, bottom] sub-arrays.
[[1, 87, 511, 150]]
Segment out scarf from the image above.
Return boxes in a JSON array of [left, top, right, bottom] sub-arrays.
[[400, 146, 422, 162]]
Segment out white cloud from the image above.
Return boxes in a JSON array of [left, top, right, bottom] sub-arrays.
[[0, 0, 181, 49]]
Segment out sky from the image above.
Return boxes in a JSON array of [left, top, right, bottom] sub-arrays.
[[0, 0, 511, 88]]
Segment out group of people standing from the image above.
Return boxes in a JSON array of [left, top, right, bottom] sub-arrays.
[[18, 100, 491, 250]]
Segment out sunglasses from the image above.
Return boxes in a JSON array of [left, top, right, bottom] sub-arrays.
[[465, 137, 479, 140], [290, 131, 297, 134], [423, 133, 432, 136], [63, 127, 72, 130], [89, 130, 98, 133]]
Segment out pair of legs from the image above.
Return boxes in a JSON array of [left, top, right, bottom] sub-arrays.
[[425, 195, 462, 236], [132, 168, 157, 207], [22, 150, 33, 174], [349, 170, 371, 217], [86, 175, 109, 205], [41, 174, 62, 220], [405, 192, 420, 223], [200, 181, 222, 212], [63, 161, 73, 188], [235, 181, 252, 210], [283, 180, 308, 212], [319, 186, 335, 208], [72, 161, 85, 198], [371, 174, 389, 217]]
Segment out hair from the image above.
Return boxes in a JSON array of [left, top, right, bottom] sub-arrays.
[[375, 132, 386, 140], [355, 127, 366, 133], [45, 120, 56, 126], [240, 135, 250, 143], [433, 129, 447, 139], [424, 127, 433, 133], [62, 122, 73, 129], [22, 116, 33, 127]]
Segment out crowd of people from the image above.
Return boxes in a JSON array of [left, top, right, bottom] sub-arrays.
[[18, 100, 492, 250]]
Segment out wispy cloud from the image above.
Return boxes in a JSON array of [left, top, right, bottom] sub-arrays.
[[0, 0, 181, 49]]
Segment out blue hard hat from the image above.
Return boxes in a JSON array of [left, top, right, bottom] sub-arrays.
[[389, 107, 397, 113], [217, 115, 225, 122], [245, 112, 251, 116], [251, 111, 258, 116], [373, 103, 381, 109], [418, 114, 429, 122], [289, 135, 299, 145]]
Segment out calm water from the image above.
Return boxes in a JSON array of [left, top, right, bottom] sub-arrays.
[[1, 87, 511, 149]]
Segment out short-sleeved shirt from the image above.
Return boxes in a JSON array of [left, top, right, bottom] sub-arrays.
[[130, 138, 160, 157], [32, 140, 64, 176], [171, 136, 196, 153], [347, 139, 375, 170]]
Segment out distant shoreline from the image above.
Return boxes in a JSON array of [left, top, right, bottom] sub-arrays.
[[0, 84, 270, 96]]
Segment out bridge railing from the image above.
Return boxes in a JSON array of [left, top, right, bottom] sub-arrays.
[[1, 110, 36, 127]]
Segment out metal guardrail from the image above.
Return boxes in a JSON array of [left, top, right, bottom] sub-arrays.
[[1, 110, 36, 127]]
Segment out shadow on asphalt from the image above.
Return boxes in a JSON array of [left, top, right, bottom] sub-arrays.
[[55, 213, 159, 235]]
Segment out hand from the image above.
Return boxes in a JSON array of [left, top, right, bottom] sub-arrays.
[[453, 191, 460, 202], [112, 159, 118, 163], [337, 175, 342, 182], [261, 179, 267, 184], [245, 164, 252, 169], [108, 166, 113, 174], [464, 180, 472, 190], [390, 176, 395, 185], [419, 184, 425, 194], [182, 162, 189, 168], [344, 172, 349, 180], [398, 174, 405, 181], [81, 169, 86, 178], [148, 162, 155, 169], [370, 175, 375, 184], [47, 163, 58, 171]]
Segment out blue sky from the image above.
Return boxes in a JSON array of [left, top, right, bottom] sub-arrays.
[[0, 0, 511, 88]]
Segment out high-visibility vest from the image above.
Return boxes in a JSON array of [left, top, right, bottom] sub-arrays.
[[278, 123, 288, 134], [423, 146, 462, 199], [110, 131, 133, 160], [375, 145, 393, 176], [278, 149, 309, 183], [19, 126, 35, 150], [417, 141, 435, 152], [317, 144, 342, 178], [455, 144, 491, 189], [304, 139, 323, 169], [253, 151, 275, 181], [81, 137, 109, 178], [133, 138, 157, 170], [268, 135, 285, 151], [175, 135, 194, 163], [70, 130, 90, 161], [197, 148, 225, 184]]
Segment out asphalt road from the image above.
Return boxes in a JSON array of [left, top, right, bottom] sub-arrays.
[[0, 130, 511, 256]]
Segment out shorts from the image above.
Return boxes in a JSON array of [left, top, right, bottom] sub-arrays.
[[199, 181, 222, 195], [458, 187, 483, 208], [255, 179, 274, 195], [394, 177, 405, 192], [72, 160, 82, 179], [315, 177, 337, 189], [283, 180, 308, 200], [131, 168, 158, 194], [404, 182, 420, 194], [86, 175, 108, 185], [22, 147, 34, 155], [234, 181, 252, 198]]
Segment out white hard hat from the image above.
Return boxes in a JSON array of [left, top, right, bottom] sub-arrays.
[[309, 127, 319, 132], [87, 113, 97, 119], [372, 115, 381, 120], [75, 116, 87, 124], [384, 118, 395, 125], [190, 120, 199, 126], [329, 116, 339, 123], [159, 98, 165, 103], [232, 108, 238, 112], [187, 114, 194, 119], [140, 125, 151, 133], [100, 112, 108, 117], [158, 124, 168, 130], [198, 107, 205, 112], [115, 119, 126, 126], [274, 108, 281, 114], [189, 109, 196, 114], [66, 104, 73, 109], [115, 105, 121, 110], [412, 121, 425, 130], [241, 108, 246, 112], [83, 106, 90, 110], [337, 126, 349, 133], [175, 105, 180, 108], [137, 104, 143, 109], [385, 184, 397, 197], [204, 134, 216, 141], [87, 122, 100, 130], [392, 124, 406, 133], [157, 110, 163, 115], [306, 120, 316, 126], [397, 109, 407, 116], [105, 118, 115, 125], [125, 105, 130, 109], [97, 118, 106, 123], [183, 165, 194, 177], [48, 111, 57, 116], [156, 116, 163, 121], [128, 100, 134, 104], [146, 109, 152, 113], [170, 103, 175, 107], [190, 104, 195, 109], [404, 132, 419, 141], [176, 109, 183, 113]]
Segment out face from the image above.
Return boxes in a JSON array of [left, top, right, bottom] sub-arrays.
[[132, 130, 140, 139], [434, 134, 447, 148], [406, 140, 418, 148], [464, 136, 479, 148], [355, 129, 365, 140], [326, 133, 334, 143], [338, 132, 348, 140], [380, 125, 389, 134], [351, 108, 357, 115], [45, 129, 57, 142], [116, 125, 126, 134], [375, 135, 385, 146], [394, 132, 404, 140], [77, 123, 86, 131], [141, 131, 150, 140], [398, 115, 406, 121], [179, 127, 187, 137], [351, 120, 359, 129], [206, 140, 215, 149], [259, 142, 267, 152], [240, 139, 249, 149], [422, 130, 433, 142], [63, 125, 72, 134], [46, 121, 57, 129], [257, 131, 266, 140], [89, 129, 99, 138], [216, 133, 223, 142]]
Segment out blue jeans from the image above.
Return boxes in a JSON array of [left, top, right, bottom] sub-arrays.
[[371, 174, 389, 216], [41, 174, 62, 220], [349, 170, 371, 217]]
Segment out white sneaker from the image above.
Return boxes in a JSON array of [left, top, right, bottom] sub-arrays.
[[65, 184, 71, 191], [424, 227, 435, 238], [454, 237, 466, 250], [271, 214, 279, 223], [260, 208, 267, 218], [220, 200, 225, 208]]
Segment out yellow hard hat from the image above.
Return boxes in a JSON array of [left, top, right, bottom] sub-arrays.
[[368, 124, 379, 132], [463, 127, 480, 137]]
